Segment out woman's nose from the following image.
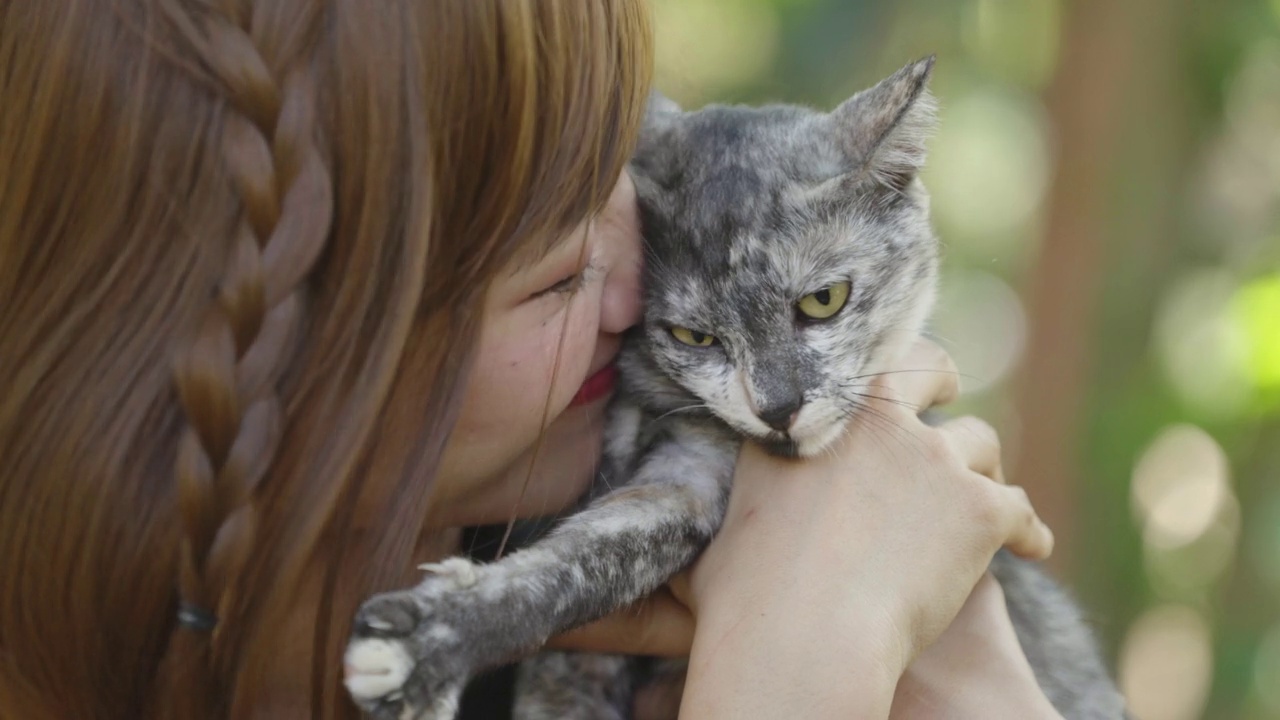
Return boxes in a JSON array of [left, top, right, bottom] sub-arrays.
[[598, 173, 644, 335], [600, 253, 642, 334]]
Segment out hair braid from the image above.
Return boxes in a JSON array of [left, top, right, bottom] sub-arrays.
[[155, 2, 331, 716]]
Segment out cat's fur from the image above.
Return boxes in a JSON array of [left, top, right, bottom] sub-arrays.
[[343, 57, 1129, 720]]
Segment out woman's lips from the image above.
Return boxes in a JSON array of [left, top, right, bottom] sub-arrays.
[[569, 363, 619, 407]]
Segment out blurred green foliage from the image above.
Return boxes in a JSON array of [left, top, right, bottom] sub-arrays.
[[651, 1, 1280, 718]]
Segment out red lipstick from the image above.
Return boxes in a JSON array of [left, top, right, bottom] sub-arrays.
[[570, 364, 618, 407]]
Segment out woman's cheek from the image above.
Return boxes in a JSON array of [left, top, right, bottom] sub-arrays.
[[472, 282, 603, 440], [560, 285, 605, 375], [515, 295, 599, 414]]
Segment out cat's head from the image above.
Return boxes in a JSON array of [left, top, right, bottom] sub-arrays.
[[629, 57, 940, 457]]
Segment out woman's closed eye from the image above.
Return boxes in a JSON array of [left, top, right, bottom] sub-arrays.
[[533, 259, 602, 299]]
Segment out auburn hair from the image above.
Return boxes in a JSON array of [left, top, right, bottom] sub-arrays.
[[0, 1, 652, 718]]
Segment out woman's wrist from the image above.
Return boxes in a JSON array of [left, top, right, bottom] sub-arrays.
[[888, 573, 1065, 720], [892, 674, 1064, 720], [678, 589, 907, 719]]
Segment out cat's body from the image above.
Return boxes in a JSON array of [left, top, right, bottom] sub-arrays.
[[344, 58, 1129, 720]]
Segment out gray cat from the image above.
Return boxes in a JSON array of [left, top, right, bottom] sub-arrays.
[[343, 57, 1129, 720]]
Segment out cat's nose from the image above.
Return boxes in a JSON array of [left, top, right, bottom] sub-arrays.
[[758, 401, 802, 432]]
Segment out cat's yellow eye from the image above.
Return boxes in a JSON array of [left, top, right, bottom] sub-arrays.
[[797, 281, 851, 320], [670, 326, 717, 347]]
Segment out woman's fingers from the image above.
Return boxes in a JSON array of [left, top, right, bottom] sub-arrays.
[[934, 413, 1052, 561], [544, 586, 694, 657], [938, 415, 1001, 480], [986, 483, 1055, 561], [666, 570, 695, 611], [940, 415, 1051, 560], [869, 338, 960, 416]]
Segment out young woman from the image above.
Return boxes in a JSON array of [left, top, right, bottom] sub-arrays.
[[0, 2, 1057, 718]]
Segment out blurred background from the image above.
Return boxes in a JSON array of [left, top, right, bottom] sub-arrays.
[[648, 0, 1280, 717]]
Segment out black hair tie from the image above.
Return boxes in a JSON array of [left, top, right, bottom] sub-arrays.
[[177, 601, 219, 632]]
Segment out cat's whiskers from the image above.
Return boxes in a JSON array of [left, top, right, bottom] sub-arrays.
[[836, 402, 897, 459], [846, 385, 923, 413], [842, 398, 927, 461], [651, 403, 712, 422], [846, 367, 965, 382]]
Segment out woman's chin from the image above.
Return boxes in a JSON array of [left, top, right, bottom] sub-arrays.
[[443, 401, 608, 527], [506, 403, 607, 519]]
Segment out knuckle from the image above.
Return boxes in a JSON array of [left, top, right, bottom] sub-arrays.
[[917, 336, 947, 363], [965, 480, 1007, 532], [937, 348, 959, 378], [901, 336, 946, 374], [958, 415, 1000, 452], [918, 429, 955, 464], [920, 338, 959, 378], [1004, 486, 1039, 530], [967, 414, 998, 440], [1006, 484, 1031, 508]]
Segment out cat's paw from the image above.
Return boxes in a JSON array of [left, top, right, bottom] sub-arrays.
[[344, 559, 482, 720]]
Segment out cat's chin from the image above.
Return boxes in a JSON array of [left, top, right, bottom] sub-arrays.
[[757, 437, 803, 459], [756, 423, 846, 459], [747, 419, 847, 459]]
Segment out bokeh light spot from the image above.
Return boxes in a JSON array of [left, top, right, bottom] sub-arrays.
[[1143, 498, 1240, 599], [929, 270, 1027, 395], [924, 88, 1049, 252], [1132, 424, 1233, 550], [1230, 272, 1280, 401], [1119, 605, 1214, 720], [1195, 41, 1280, 265], [1154, 269, 1255, 418]]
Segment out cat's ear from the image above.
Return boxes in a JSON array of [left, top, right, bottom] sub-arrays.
[[827, 55, 937, 194], [644, 90, 682, 130], [631, 89, 684, 200]]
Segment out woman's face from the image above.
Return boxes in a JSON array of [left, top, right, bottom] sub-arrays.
[[429, 173, 644, 528]]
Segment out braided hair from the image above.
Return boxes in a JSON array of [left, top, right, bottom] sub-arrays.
[[153, 2, 332, 716]]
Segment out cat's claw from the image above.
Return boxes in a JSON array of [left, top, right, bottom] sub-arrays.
[[418, 557, 478, 587], [345, 561, 481, 719]]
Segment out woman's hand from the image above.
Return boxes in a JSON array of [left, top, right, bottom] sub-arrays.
[[890, 572, 1064, 719], [674, 337, 1052, 718], [584, 574, 1066, 720], [550, 338, 1055, 718]]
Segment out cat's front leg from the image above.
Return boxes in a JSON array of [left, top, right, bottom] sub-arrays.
[[341, 557, 488, 720], [344, 425, 737, 720]]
